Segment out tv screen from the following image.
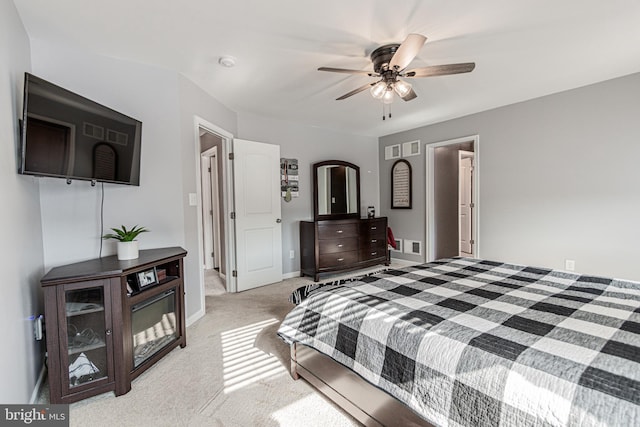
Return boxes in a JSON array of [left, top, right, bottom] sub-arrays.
[[19, 73, 142, 186]]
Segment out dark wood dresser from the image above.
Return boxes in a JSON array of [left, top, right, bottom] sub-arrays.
[[300, 217, 389, 281]]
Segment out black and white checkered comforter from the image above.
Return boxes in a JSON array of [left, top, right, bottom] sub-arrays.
[[277, 258, 640, 426]]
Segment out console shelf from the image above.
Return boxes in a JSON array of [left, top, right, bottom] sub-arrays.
[[41, 247, 187, 404], [68, 341, 106, 355], [66, 307, 105, 317]]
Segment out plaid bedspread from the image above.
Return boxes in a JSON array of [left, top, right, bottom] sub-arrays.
[[277, 258, 640, 426]]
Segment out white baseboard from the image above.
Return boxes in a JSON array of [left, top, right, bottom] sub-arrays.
[[30, 362, 47, 404], [282, 270, 301, 280], [186, 308, 205, 327], [389, 257, 419, 268]]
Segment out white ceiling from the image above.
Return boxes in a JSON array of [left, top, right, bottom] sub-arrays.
[[13, 0, 640, 137]]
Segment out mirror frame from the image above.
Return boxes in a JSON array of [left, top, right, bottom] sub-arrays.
[[313, 160, 361, 221]]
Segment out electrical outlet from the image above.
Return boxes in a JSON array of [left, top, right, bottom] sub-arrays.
[[34, 315, 44, 340], [289, 250, 295, 259], [565, 259, 575, 271]]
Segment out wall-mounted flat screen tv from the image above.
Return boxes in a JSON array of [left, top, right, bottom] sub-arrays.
[[19, 73, 142, 186]]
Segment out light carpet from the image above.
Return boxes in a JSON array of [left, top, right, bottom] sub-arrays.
[[58, 265, 405, 426]]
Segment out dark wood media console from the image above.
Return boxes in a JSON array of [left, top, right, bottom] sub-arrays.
[[41, 247, 187, 404]]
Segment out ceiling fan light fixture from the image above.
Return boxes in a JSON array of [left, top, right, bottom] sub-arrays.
[[370, 81, 387, 99], [393, 79, 412, 98], [382, 88, 394, 104], [318, 32, 475, 115]]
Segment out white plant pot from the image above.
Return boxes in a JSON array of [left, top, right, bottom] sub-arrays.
[[117, 241, 139, 260]]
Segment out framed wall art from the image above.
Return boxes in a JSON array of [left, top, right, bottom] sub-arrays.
[[280, 158, 299, 201], [391, 159, 412, 209]]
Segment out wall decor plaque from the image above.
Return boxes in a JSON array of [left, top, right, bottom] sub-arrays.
[[391, 159, 412, 209]]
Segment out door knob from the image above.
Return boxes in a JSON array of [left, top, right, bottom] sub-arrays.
[[276, 218, 282, 223]]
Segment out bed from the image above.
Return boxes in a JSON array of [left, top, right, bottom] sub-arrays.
[[277, 257, 640, 426]]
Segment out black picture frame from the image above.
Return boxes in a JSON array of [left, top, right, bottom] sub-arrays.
[[136, 267, 158, 288], [391, 159, 412, 209]]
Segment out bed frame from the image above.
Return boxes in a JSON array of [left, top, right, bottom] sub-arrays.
[[290, 343, 433, 427]]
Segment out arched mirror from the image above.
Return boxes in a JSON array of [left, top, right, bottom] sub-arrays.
[[313, 160, 360, 220]]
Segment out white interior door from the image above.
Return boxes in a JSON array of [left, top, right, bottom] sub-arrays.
[[201, 154, 214, 269], [210, 154, 221, 270], [233, 139, 282, 291], [201, 147, 221, 270], [459, 151, 474, 256]]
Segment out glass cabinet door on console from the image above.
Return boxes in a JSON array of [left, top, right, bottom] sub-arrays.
[[59, 280, 115, 396]]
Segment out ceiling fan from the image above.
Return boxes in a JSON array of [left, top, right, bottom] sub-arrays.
[[319, 34, 475, 106]]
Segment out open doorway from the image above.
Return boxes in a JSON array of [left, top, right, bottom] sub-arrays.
[[426, 135, 479, 261], [194, 120, 284, 300], [197, 124, 231, 299], [458, 150, 475, 257]]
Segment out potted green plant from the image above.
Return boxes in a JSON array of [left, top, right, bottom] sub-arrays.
[[102, 225, 148, 260]]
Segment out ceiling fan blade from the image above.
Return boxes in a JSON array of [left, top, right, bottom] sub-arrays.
[[389, 33, 427, 71], [400, 87, 417, 102], [336, 82, 375, 100], [404, 62, 476, 78], [318, 67, 375, 76]]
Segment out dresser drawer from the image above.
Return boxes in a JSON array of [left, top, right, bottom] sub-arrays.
[[319, 237, 358, 254], [358, 245, 386, 262], [317, 223, 358, 239], [360, 235, 384, 247], [360, 219, 386, 238], [319, 251, 358, 268]]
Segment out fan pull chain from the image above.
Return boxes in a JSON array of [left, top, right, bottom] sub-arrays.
[[381, 103, 392, 120]]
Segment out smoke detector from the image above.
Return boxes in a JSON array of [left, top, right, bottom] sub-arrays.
[[218, 56, 236, 68]]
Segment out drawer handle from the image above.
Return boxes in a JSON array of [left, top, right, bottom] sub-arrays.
[[371, 226, 377, 230], [371, 239, 377, 243], [371, 252, 377, 256], [337, 258, 344, 262], [337, 244, 344, 248], [336, 230, 343, 234]]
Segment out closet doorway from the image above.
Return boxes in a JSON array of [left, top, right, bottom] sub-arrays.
[[425, 135, 479, 261]]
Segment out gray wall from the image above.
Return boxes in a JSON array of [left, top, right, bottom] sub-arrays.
[[238, 112, 379, 275], [178, 76, 238, 318], [380, 72, 640, 281], [28, 39, 238, 326], [0, 0, 45, 403], [31, 40, 184, 269]]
